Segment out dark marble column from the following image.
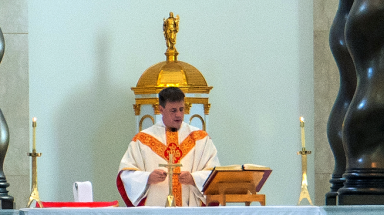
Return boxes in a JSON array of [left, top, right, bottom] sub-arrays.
[[338, 0, 384, 205], [325, 0, 356, 205], [0, 28, 14, 209], [0, 109, 14, 209], [0, 28, 3, 63]]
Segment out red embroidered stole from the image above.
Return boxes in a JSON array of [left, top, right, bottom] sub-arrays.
[[132, 129, 208, 206]]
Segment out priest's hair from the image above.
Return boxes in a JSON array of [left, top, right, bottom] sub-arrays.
[[159, 87, 185, 108]]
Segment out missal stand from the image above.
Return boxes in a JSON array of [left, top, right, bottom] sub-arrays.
[[202, 164, 272, 206]]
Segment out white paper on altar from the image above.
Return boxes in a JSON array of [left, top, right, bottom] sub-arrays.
[[73, 181, 93, 202]]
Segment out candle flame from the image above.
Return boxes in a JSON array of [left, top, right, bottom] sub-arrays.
[[32, 117, 37, 122], [300, 117, 304, 122]]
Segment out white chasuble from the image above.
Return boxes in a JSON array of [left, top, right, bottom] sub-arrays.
[[117, 121, 220, 207]]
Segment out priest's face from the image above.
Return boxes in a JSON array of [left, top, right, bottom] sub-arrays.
[[160, 100, 184, 130]]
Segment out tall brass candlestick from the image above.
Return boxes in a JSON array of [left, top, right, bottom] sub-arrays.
[[27, 117, 43, 208], [297, 117, 313, 205]]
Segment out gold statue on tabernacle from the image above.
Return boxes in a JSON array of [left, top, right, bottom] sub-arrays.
[[163, 12, 179, 51]]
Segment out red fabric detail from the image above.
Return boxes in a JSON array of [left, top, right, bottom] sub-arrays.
[[35, 200, 119, 208], [165, 130, 182, 206], [133, 130, 208, 162], [204, 202, 220, 206], [116, 171, 146, 207], [179, 130, 208, 156], [133, 132, 168, 160], [164, 142, 182, 163]]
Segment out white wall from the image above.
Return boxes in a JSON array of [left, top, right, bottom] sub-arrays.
[[29, 0, 314, 206]]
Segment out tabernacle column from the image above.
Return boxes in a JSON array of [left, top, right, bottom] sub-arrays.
[[325, 0, 356, 205], [338, 0, 384, 205]]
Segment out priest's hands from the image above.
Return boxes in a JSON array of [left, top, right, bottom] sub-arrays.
[[147, 169, 167, 184], [147, 169, 195, 186], [179, 171, 196, 185]]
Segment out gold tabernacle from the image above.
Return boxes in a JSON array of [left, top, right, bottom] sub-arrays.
[[131, 12, 213, 133]]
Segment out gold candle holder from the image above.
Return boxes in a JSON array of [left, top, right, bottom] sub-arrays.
[[297, 117, 313, 205], [27, 117, 43, 208]]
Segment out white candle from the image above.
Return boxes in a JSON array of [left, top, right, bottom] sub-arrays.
[[300, 117, 305, 148], [32, 117, 37, 151]]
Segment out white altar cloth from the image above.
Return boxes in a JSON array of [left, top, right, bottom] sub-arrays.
[[19, 206, 320, 215], [18, 205, 384, 215]]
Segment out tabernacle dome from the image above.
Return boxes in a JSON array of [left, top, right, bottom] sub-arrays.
[[131, 12, 213, 132]]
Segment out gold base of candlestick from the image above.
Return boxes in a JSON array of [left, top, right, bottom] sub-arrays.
[[165, 194, 176, 207], [297, 148, 313, 206], [27, 188, 43, 208], [298, 184, 313, 206], [27, 151, 43, 208]]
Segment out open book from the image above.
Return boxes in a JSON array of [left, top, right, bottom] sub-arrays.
[[213, 164, 271, 171], [202, 164, 272, 195]]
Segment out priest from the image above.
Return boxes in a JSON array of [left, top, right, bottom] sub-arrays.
[[117, 87, 220, 207]]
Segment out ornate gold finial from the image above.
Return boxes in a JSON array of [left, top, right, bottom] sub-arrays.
[[163, 12, 180, 62]]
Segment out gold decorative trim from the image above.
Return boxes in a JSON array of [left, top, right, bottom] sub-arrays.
[[185, 97, 208, 104], [184, 98, 211, 115], [131, 86, 213, 95], [153, 103, 160, 115], [204, 103, 211, 115], [120, 167, 139, 171], [184, 102, 192, 114], [133, 104, 141, 116], [135, 98, 158, 105], [189, 114, 206, 131], [134, 97, 211, 115], [133, 98, 160, 115], [136, 97, 210, 104], [139, 115, 155, 131]]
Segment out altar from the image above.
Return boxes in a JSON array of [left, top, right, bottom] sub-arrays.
[[15, 205, 384, 215]]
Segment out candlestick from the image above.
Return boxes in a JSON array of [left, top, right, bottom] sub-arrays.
[[27, 117, 43, 208], [297, 116, 312, 205], [300, 117, 305, 149]]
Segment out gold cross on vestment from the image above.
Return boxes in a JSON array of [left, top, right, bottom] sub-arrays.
[[159, 154, 182, 207]]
